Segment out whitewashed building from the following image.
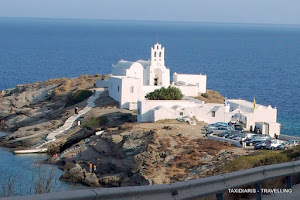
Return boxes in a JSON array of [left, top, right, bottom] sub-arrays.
[[137, 98, 280, 137], [108, 43, 207, 109], [104, 42, 280, 137]]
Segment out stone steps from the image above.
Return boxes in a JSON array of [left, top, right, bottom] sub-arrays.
[[32, 88, 105, 149]]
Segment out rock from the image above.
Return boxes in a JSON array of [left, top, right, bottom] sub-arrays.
[[99, 174, 122, 187], [132, 173, 150, 186], [111, 135, 123, 144], [59, 163, 85, 183], [162, 126, 172, 130], [60, 162, 75, 171], [200, 154, 214, 163], [83, 173, 99, 187]]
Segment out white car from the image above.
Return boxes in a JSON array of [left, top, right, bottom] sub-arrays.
[[265, 139, 285, 150]]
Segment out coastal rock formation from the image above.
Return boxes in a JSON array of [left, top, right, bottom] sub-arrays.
[[58, 120, 249, 187], [59, 163, 86, 183], [0, 75, 102, 148]]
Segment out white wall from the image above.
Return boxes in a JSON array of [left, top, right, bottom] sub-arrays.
[[173, 73, 207, 93], [109, 77, 123, 103], [268, 123, 281, 138], [120, 78, 142, 109], [148, 66, 170, 87], [125, 63, 144, 83], [253, 106, 277, 123], [137, 100, 226, 124], [138, 100, 197, 123], [175, 85, 199, 97]]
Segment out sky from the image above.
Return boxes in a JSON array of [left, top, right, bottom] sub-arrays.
[[0, 0, 300, 25]]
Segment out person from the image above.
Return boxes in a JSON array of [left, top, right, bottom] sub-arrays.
[[274, 133, 278, 139], [257, 127, 260, 134], [75, 107, 79, 114], [93, 90, 96, 96], [93, 164, 97, 172], [88, 162, 93, 173]]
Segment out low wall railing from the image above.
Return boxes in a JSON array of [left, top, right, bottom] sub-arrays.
[[207, 134, 242, 147], [1, 160, 300, 200]]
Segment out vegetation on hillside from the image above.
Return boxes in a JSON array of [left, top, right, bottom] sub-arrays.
[[84, 116, 109, 130], [66, 90, 93, 107], [218, 146, 300, 174], [195, 90, 225, 103], [145, 86, 183, 100]]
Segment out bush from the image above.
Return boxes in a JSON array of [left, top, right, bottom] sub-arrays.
[[145, 86, 183, 100], [84, 117, 100, 130], [84, 116, 109, 130], [220, 151, 290, 173], [66, 90, 93, 107]]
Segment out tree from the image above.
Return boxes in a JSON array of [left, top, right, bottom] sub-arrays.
[[145, 86, 183, 100]]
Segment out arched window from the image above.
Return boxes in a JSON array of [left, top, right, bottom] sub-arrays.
[[159, 52, 161, 57], [154, 52, 156, 57]]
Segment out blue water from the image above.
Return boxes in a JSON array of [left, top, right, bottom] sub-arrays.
[[0, 132, 86, 196], [0, 18, 300, 136]]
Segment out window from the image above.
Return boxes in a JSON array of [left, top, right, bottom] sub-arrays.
[[180, 112, 183, 116], [130, 86, 134, 93], [117, 86, 120, 92], [212, 111, 216, 117], [159, 52, 161, 57], [137, 109, 140, 114], [154, 52, 156, 57]]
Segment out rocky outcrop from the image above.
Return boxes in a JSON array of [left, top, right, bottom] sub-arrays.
[[0, 75, 101, 148], [59, 163, 100, 187]]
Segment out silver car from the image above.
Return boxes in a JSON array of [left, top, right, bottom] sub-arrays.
[[265, 139, 285, 150]]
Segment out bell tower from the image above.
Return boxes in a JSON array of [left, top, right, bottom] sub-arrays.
[[151, 43, 165, 67]]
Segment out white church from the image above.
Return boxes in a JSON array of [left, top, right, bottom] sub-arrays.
[[98, 43, 281, 137]]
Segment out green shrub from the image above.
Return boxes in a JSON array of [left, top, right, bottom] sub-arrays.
[[66, 90, 93, 107], [145, 86, 183, 100], [84, 117, 99, 130], [84, 116, 109, 130], [220, 151, 290, 173], [99, 116, 109, 125]]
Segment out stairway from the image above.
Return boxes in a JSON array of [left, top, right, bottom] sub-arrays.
[[33, 88, 105, 149]]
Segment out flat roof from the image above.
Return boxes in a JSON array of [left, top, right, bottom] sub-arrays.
[[228, 99, 267, 109]]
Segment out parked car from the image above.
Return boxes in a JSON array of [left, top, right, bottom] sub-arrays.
[[254, 140, 268, 150], [232, 124, 244, 132], [265, 139, 285, 150], [244, 133, 257, 139], [247, 135, 272, 146], [277, 140, 299, 150]]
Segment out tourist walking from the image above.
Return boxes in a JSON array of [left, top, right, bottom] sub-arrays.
[[75, 107, 79, 114]]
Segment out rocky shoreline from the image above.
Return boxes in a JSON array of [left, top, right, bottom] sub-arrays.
[[0, 76, 252, 188]]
